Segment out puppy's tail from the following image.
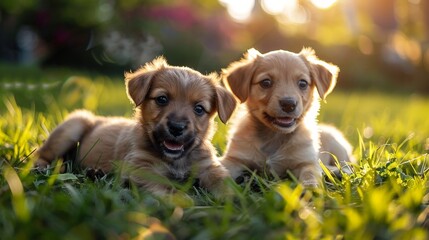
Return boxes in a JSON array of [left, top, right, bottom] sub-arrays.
[[35, 110, 97, 169]]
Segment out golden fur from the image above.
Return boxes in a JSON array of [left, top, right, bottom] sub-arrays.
[[319, 124, 355, 173], [35, 57, 236, 197], [221, 48, 353, 186]]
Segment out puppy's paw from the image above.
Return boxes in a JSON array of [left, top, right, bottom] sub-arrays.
[[301, 180, 319, 189], [33, 158, 67, 173], [207, 178, 236, 201], [298, 167, 321, 189], [34, 158, 50, 169]]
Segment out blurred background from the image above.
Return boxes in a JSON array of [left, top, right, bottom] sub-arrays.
[[1, 0, 428, 92]]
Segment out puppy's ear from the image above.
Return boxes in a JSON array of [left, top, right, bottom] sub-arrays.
[[299, 48, 339, 100], [223, 48, 260, 103], [215, 85, 237, 123], [125, 57, 167, 106]]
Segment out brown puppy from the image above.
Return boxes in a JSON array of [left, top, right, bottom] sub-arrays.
[[35, 57, 236, 197], [221, 48, 353, 187]]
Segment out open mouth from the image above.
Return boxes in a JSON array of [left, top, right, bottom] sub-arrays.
[[161, 140, 185, 158], [264, 113, 296, 128]]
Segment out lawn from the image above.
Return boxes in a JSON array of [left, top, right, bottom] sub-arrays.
[[1, 66, 429, 239]]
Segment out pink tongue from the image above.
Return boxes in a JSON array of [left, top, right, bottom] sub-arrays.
[[163, 141, 184, 151], [276, 117, 294, 124]]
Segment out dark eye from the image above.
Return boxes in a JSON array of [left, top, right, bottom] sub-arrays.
[[155, 96, 169, 106], [259, 79, 272, 89], [298, 79, 308, 90], [194, 104, 206, 116]]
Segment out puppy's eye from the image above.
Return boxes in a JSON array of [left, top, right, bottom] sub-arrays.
[[259, 79, 272, 89], [298, 79, 308, 90], [194, 105, 206, 116], [155, 96, 169, 106]]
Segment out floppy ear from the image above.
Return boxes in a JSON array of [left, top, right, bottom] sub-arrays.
[[215, 85, 237, 123], [299, 48, 339, 100], [125, 57, 167, 106], [223, 48, 261, 103]]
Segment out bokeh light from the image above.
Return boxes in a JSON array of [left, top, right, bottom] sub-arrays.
[[310, 0, 338, 9], [220, 0, 255, 22], [261, 0, 289, 15], [277, 4, 309, 24]]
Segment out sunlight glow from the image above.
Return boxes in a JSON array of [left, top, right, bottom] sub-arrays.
[[408, 0, 420, 4], [276, 2, 309, 25], [310, 0, 338, 9], [220, 0, 255, 22], [261, 0, 288, 15], [286, 5, 308, 24]]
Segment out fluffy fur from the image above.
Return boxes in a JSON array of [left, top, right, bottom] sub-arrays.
[[35, 57, 237, 197], [221, 48, 353, 186]]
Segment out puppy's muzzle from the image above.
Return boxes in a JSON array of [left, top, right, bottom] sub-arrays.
[[156, 117, 194, 159], [279, 97, 297, 113], [167, 120, 188, 137]]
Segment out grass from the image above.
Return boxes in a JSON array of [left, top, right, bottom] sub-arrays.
[[1, 67, 429, 239]]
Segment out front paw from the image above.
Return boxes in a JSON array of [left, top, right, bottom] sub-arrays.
[[297, 166, 321, 188], [34, 158, 50, 169], [301, 179, 319, 188], [203, 177, 236, 201]]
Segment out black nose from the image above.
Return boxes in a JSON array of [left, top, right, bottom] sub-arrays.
[[279, 98, 297, 113], [167, 121, 187, 137]]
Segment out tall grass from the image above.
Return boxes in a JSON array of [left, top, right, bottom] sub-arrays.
[[1, 68, 429, 239]]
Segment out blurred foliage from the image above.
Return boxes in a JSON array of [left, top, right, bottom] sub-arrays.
[[0, 0, 229, 72], [0, 63, 131, 116], [1, 0, 428, 91]]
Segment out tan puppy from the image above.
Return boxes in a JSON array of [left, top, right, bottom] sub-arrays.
[[35, 57, 236, 197], [319, 124, 355, 174], [221, 48, 353, 187]]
